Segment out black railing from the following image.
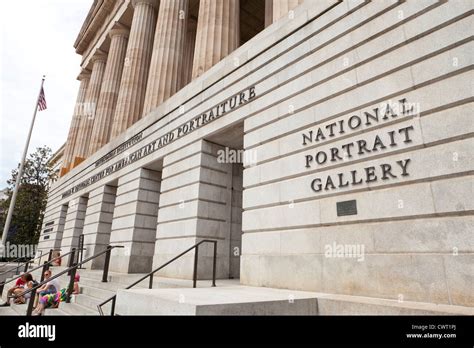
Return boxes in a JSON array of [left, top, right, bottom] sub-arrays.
[[0, 256, 29, 271], [8, 245, 123, 316], [0, 250, 48, 276], [0, 257, 29, 276], [97, 239, 217, 316], [0, 249, 65, 297], [77, 235, 85, 269]]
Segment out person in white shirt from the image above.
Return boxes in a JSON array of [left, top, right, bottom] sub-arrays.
[[34, 270, 60, 306], [39, 270, 60, 294]]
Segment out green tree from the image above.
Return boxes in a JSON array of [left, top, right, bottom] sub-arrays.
[[0, 146, 57, 245]]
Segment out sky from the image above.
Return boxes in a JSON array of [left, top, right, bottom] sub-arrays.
[[0, 0, 93, 187]]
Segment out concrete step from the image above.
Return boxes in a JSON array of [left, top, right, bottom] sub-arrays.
[[78, 276, 148, 292], [115, 285, 474, 316], [7, 304, 68, 316], [17, 265, 217, 290], [74, 292, 103, 309], [3, 266, 242, 315], [0, 265, 35, 284], [0, 306, 18, 316], [52, 266, 216, 288], [7, 303, 31, 316], [115, 285, 319, 315], [0, 267, 21, 283], [74, 293, 111, 315], [80, 283, 116, 300], [2, 262, 37, 271], [76, 275, 200, 292], [0, 298, 98, 316], [1, 266, 123, 315], [42, 308, 68, 316], [54, 301, 98, 316]]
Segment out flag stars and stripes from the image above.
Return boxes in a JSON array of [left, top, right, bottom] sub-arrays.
[[38, 87, 47, 111]]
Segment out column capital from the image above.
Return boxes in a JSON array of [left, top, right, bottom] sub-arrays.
[[109, 23, 130, 39], [131, 0, 159, 10], [77, 69, 91, 81], [91, 50, 108, 64]]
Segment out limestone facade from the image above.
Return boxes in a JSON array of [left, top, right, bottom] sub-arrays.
[[40, 0, 473, 309]]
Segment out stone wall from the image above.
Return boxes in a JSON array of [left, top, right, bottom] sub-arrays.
[[153, 140, 243, 279], [240, 0, 473, 306]]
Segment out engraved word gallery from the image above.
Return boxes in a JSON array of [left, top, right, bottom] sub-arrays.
[[302, 98, 417, 193]]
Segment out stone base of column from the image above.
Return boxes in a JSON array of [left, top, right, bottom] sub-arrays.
[[110, 251, 155, 274], [109, 168, 161, 273], [60, 196, 88, 255], [70, 156, 85, 170], [59, 166, 69, 177], [82, 185, 117, 269]]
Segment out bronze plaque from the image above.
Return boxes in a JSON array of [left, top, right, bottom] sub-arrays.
[[337, 200, 357, 216]]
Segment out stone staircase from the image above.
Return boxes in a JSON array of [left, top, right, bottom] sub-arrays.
[[2, 264, 471, 316], [0, 265, 222, 316], [0, 263, 24, 284]]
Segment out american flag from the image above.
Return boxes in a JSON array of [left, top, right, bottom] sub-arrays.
[[37, 87, 47, 111]]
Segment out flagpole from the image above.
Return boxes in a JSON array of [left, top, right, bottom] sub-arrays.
[[1, 76, 46, 247]]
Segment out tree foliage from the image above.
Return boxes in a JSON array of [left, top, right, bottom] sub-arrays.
[[0, 146, 57, 245]]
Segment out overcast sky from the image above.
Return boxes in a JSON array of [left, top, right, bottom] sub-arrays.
[[0, 0, 93, 187]]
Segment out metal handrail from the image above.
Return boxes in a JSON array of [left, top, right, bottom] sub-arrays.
[[0, 257, 28, 276], [0, 249, 53, 277], [0, 262, 27, 278], [0, 250, 43, 276], [97, 239, 217, 316], [9, 245, 123, 316], [0, 248, 71, 297], [0, 256, 28, 270], [77, 235, 85, 269]]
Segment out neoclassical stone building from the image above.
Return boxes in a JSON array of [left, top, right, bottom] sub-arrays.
[[39, 0, 473, 312]]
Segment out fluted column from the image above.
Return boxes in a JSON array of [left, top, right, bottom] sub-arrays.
[[60, 71, 90, 176], [142, 0, 189, 115], [110, 0, 158, 139], [191, 0, 240, 79], [272, 0, 304, 23], [89, 27, 130, 155], [265, 0, 273, 28], [181, 17, 197, 87], [72, 52, 107, 165]]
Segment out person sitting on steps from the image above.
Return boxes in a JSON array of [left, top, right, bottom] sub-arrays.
[[1, 273, 27, 306], [37, 269, 60, 296], [7, 273, 34, 305], [34, 269, 60, 307], [32, 273, 80, 316]]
